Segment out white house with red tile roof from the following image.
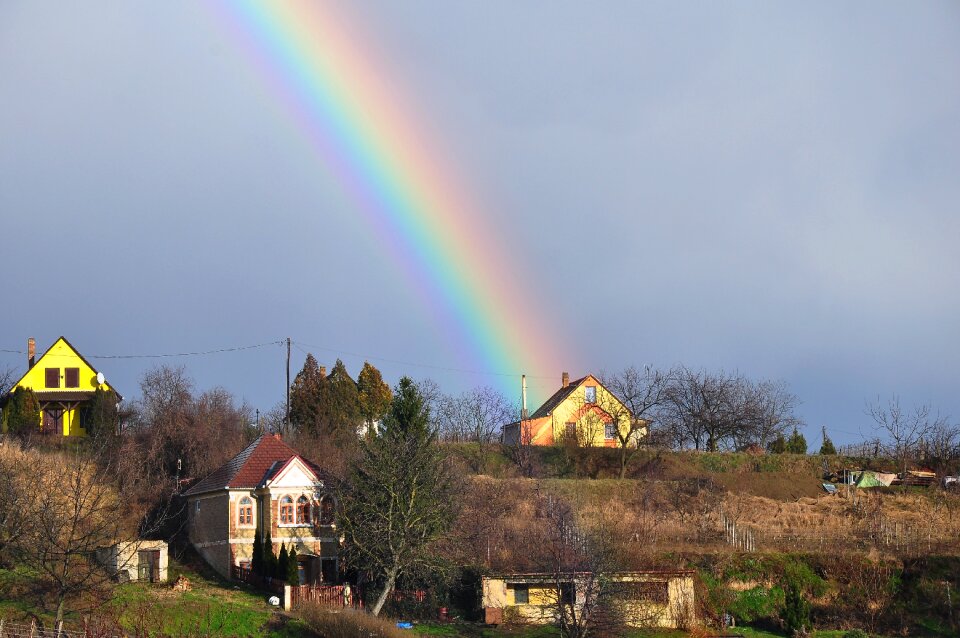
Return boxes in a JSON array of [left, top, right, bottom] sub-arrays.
[[183, 434, 339, 583]]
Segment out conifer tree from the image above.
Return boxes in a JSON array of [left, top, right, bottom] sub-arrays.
[[252, 528, 263, 576], [782, 582, 811, 635], [287, 546, 299, 584], [263, 527, 277, 578], [787, 427, 808, 454], [769, 432, 787, 454], [319, 359, 362, 438], [81, 387, 119, 439], [819, 426, 837, 455], [278, 543, 289, 581], [3, 387, 40, 436], [357, 361, 391, 436], [290, 354, 325, 432]]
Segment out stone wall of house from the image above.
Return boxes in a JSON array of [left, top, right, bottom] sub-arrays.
[[187, 493, 231, 578]]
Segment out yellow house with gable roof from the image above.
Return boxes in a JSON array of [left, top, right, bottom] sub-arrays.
[[1, 336, 120, 437], [502, 372, 644, 447]]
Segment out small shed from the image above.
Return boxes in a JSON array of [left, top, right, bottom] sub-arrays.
[[482, 570, 695, 629], [96, 540, 168, 583]]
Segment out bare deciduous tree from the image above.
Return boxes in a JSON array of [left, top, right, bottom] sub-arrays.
[[602, 366, 674, 478], [868, 396, 947, 483], [664, 367, 802, 452], [924, 419, 960, 477], [436, 386, 514, 473], [5, 446, 144, 631], [539, 494, 625, 638]]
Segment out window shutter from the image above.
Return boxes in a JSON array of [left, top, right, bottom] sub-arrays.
[[45, 368, 60, 388], [65, 368, 80, 388]]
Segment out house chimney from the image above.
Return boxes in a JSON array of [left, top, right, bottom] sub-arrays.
[[521, 374, 528, 419], [27, 337, 36, 368], [319, 366, 326, 377], [562, 372, 569, 388]]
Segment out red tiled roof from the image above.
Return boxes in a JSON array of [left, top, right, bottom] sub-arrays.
[[183, 434, 330, 496]]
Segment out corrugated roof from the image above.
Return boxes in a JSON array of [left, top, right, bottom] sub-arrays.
[[183, 434, 330, 496]]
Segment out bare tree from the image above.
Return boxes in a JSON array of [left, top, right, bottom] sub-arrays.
[[126, 366, 253, 495], [436, 386, 513, 473], [924, 419, 960, 476], [745, 380, 802, 450], [436, 386, 513, 444], [602, 366, 674, 478], [506, 414, 537, 478], [0, 364, 17, 394], [868, 396, 947, 483], [11, 448, 138, 630], [664, 368, 801, 452], [539, 494, 625, 638], [664, 368, 750, 451]]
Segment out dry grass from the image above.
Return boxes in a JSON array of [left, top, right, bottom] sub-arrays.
[[296, 604, 409, 638]]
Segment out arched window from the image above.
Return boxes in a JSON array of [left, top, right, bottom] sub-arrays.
[[296, 495, 311, 525], [319, 496, 335, 525], [279, 496, 294, 524], [238, 496, 254, 526]]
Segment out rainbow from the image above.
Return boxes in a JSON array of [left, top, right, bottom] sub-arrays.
[[212, 0, 572, 400]]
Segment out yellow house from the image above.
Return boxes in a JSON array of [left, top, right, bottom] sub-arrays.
[[502, 373, 643, 447], [482, 571, 696, 629], [1, 336, 120, 437]]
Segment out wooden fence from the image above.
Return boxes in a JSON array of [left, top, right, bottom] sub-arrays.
[[288, 585, 427, 610], [289, 584, 363, 609], [0, 619, 121, 638]]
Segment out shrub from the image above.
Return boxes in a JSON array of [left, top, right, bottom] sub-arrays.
[[843, 630, 869, 638], [4, 387, 40, 436], [297, 604, 408, 638], [782, 582, 811, 636]]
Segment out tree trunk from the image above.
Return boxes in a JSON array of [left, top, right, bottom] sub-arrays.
[[371, 567, 398, 617], [55, 593, 66, 636]]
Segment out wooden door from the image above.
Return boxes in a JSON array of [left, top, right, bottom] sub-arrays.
[[42, 408, 64, 435]]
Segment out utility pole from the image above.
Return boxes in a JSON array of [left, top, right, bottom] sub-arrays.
[[285, 337, 291, 434]]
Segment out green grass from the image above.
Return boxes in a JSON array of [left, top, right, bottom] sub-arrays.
[[0, 560, 311, 638], [110, 564, 288, 637]]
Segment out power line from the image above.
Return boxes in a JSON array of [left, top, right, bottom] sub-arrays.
[[292, 339, 558, 380], [89, 340, 285, 359], [0, 340, 285, 360]]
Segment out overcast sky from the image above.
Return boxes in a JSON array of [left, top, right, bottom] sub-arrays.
[[2, 2, 958, 445]]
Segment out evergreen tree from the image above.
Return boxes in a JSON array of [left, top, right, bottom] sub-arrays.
[[769, 432, 787, 454], [263, 527, 277, 578], [819, 426, 837, 455], [338, 377, 456, 616], [319, 359, 362, 439], [251, 528, 263, 576], [278, 543, 289, 581], [3, 387, 40, 436], [787, 427, 808, 454], [290, 354, 325, 432], [782, 582, 811, 635], [287, 546, 299, 584], [81, 387, 119, 439], [357, 361, 391, 436]]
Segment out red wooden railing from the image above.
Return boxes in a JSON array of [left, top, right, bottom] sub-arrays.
[[290, 584, 364, 609]]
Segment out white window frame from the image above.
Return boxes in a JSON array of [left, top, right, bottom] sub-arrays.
[[584, 386, 597, 403]]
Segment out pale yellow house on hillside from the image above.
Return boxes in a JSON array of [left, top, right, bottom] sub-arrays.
[[0, 336, 120, 437], [502, 373, 643, 447]]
